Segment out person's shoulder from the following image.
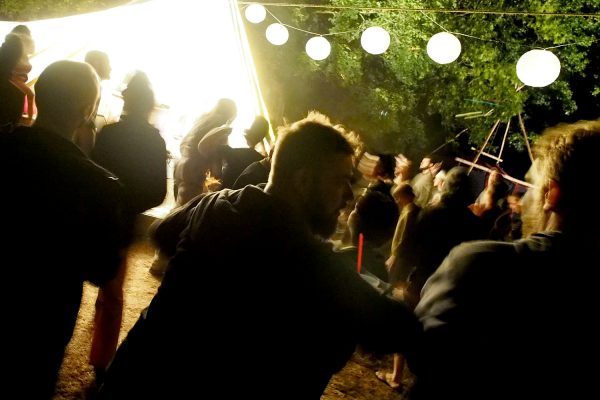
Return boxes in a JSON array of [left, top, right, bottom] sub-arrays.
[[96, 121, 120, 140], [434, 240, 518, 280]]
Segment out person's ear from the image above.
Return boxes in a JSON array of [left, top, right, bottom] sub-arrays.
[[543, 180, 561, 212]]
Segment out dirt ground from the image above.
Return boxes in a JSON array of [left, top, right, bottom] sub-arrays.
[[53, 238, 406, 400]]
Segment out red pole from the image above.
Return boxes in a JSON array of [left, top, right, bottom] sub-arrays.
[[357, 233, 364, 274]]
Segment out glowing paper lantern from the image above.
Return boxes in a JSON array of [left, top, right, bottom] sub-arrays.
[[427, 32, 462, 64], [360, 26, 390, 55], [305, 36, 331, 60], [266, 23, 289, 45], [516, 49, 561, 87], [245, 4, 266, 24]]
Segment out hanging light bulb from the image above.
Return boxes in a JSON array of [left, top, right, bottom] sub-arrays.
[[305, 36, 331, 60], [360, 26, 391, 55], [427, 32, 462, 64], [266, 23, 289, 45], [516, 49, 561, 87], [245, 4, 266, 24]]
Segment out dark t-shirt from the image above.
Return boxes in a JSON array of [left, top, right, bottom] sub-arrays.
[[101, 186, 421, 399], [220, 146, 264, 189], [410, 233, 599, 400]]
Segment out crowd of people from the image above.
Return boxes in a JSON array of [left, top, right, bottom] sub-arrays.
[[1, 24, 599, 400]]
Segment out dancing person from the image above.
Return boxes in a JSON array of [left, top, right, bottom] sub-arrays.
[[99, 112, 421, 399]]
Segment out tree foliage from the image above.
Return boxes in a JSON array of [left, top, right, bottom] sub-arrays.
[[246, 0, 600, 168], [0, 0, 127, 20]]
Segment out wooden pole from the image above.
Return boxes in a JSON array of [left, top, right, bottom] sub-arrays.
[[497, 118, 511, 166], [469, 119, 500, 175], [517, 113, 534, 163], [456, 157, 533, 188]]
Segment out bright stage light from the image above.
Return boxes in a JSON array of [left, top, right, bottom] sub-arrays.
[[516, 49, 561, 87], [266, 23, 289, 45], [305, 36, 331, 60], [0, 0, 271, 153], [427, 32, 462, 64], [245, 4, 266, 24], [360, 27, 390, 55]]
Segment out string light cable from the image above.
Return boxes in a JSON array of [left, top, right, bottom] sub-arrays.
[[238, 2, 600, 19], [239, 1, 599, 85]]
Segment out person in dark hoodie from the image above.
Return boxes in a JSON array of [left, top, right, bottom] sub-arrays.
[[99, 112, 421, 399]]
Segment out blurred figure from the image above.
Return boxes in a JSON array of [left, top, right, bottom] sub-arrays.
[[8, 25, 35, 124], [2, 60, 126, 398], [90, 71, 167, 382], [340, 189, 399, 281], [377, 182, 421, 391], [74, 50, 112, 155], [490, 191, 524, 241], [0, 33, 25, 130], [406, 167, 484, 306], [409, 120, 600, 400], [428, 169, 446, 206], [174, 98, 236, 205], [85, 50, 112, 81], [99, 112, 420, 399], [220, 115, 269, 188], [393, 154, 413, 186], [411, 156, 442, 208]]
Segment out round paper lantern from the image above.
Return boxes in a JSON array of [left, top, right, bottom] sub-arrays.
[[427, 32, 462, 64], [360, 26, 390, 55], [245, 4, 266, 24], [266, 23, 289, 46], [306, 36, 331, 60], [516, 49, 561, 87]]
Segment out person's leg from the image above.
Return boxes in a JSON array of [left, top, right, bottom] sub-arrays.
[[375, 354, 403, 389], [89, 255, 128, 376]]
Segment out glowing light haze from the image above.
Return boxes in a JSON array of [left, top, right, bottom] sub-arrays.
[[0, 0, 269, 154]]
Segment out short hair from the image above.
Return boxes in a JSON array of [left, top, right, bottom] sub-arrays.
[[269, 112, 355, 186], [10, 25, 31, 36], [534, 120, 600, 234], [85, 50, 109, 73], [34, 60, 99, 120], [352, 190, 399, 246]]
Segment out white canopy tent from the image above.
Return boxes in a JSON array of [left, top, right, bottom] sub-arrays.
[[0, 0, 269, 155]]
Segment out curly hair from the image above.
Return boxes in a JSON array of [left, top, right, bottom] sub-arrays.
[[531, 119, 600, 236]]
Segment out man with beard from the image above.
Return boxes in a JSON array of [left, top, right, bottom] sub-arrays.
[[407, 120, 600, 400], [99, 112, 421, 399]]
